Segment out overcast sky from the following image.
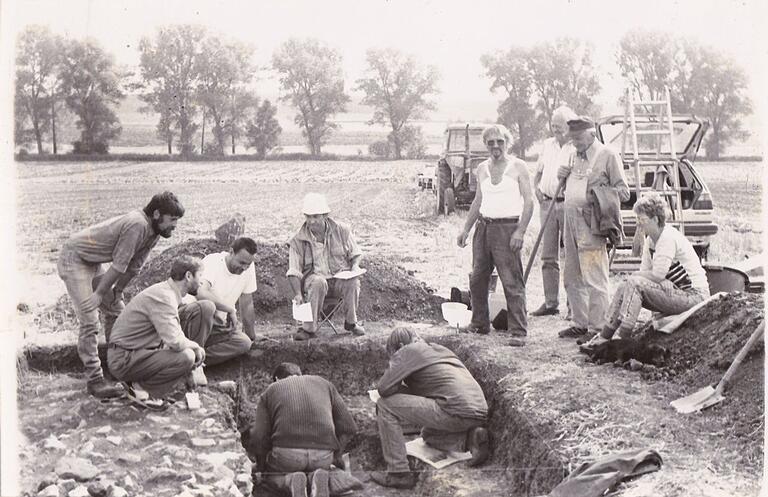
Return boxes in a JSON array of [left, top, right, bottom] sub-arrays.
[[5, 0, 766, 120]]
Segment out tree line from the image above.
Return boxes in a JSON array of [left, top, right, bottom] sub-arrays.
[[15, 25, 751, 160]]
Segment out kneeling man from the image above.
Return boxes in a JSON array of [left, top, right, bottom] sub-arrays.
[[107, 256, 207, 407], [287, 193, 365, 341], [244, 362, 362, 497], [180, 236, 257, 383], [371, 328, 490, 489]]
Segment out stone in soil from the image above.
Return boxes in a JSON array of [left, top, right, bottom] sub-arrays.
[[55, 457, 99, 482], [214, 214, 246, 246], [37, 484, 60, 497]]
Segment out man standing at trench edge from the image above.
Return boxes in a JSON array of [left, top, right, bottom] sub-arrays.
[[57, 191, 184, 398], [457, 124, 534, 339]]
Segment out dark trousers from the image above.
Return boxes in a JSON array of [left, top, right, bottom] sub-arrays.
[[470, 220, 527, 334]]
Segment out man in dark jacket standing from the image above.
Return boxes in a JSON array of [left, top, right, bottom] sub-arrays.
[[371, 328, 490, 489]]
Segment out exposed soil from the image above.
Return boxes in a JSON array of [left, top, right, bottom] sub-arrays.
[[124, 238, 444, 323], [14, 160, 765, 497]]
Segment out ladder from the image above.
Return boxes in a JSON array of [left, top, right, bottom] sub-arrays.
[[621, 86, 685, 245]]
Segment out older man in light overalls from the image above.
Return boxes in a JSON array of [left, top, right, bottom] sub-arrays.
[[557, 117, 629, 340]]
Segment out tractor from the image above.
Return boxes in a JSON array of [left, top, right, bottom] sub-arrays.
[[434, 123, 492, 215]]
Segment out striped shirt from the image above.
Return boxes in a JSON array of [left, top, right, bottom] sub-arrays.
[[640, 226, 709, 295]]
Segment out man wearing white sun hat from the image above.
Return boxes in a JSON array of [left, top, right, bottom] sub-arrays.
[[287, 193, 366, 341]]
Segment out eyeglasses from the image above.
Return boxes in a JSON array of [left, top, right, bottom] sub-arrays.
[[486, 139, 505, 146]]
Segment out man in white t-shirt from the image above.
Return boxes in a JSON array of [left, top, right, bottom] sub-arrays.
[[531, 106, 577, 317], [179, 237, 257, 381]]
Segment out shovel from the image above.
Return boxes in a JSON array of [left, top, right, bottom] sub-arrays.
[[524, 180, 564, 284], [670, 320, 764, 413]]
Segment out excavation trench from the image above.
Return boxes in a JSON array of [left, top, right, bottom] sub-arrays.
[[210, 337, 567, 497], [22, 336, 567, 497]]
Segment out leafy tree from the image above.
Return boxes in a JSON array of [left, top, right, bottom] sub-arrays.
[[481, 47, 543, 158], [685, 45, 752, 159], [616, 29, 678, 103], [59, 38, 124, 154], [137, 25, 206, 155], [616, 30, 752, 158], [272, 38, 350, 156], [527, 37, 601, 125], [197, 36, 255, 155], [356, 48, 439, 159], [246, 99, 282, 159], [15, 25, 65, 154], [226, 87, 259, 154]]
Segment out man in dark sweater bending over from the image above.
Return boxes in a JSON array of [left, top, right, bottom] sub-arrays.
[[371, 328, 490, 489], [245, 362, 363, 497]]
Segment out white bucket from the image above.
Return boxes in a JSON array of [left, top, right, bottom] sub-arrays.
[[442, 302, 472, 327]]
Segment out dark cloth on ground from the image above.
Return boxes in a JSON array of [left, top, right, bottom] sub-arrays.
[[548, 448, 663, 497]]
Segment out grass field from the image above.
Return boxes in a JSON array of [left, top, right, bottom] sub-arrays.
[[13, 158, 763, 312]]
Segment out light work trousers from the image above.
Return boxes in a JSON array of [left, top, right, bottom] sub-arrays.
[[602, 275, 707, 339], [303, 274, 360, 332], [563, 206, 609, 332], [57, 245, 125, 384], [376, 393, 484, 472], [539, 198, 565, 309]]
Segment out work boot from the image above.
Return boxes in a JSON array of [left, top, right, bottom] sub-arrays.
[[467, 324, 491, 335], [558, 326, 587, 338], [310, 468, 329, 497], [579, 334, 609, 352], [286, 472, 308, 497], [86, 378, 124, 399], [344, 322, 365, 336], [369, 471, 417, 489], [576, 331, 597, 345], [530, 304, 559, 316], [466, 427, 490, 467], [294, 329, 317, 341]]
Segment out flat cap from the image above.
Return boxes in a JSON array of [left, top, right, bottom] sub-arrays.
[[567, 116, 595, 132]]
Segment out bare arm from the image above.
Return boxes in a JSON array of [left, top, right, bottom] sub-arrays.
[[515, 162, 535, 233], [238, 293, 256, 340], [195, 281, 236, 315], [288, 275, 303, 305]]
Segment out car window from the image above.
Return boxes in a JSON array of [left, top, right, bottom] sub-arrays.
[[599, 121, 700, 156], [447, 130, 487, 152]]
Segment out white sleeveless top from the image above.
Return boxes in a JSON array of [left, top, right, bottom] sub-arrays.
[[478, 161, 523, 218]]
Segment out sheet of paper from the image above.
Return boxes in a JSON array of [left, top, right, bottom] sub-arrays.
[[405, 437, 472, 469], [367, 389, 381, 403], [292, 302, 313, 321], [333, 268, 367, 280]]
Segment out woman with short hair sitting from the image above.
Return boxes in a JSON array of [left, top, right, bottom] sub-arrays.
[[584, 193, 710, 347]]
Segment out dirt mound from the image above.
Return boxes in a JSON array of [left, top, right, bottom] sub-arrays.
[[637, 292, 764, 464], [636, 292, 764, 382], [125, 238, 444, 322]]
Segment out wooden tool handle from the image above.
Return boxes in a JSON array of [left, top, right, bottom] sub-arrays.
[[715, 320, 764, 394], [524, 180, 564, 284]]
